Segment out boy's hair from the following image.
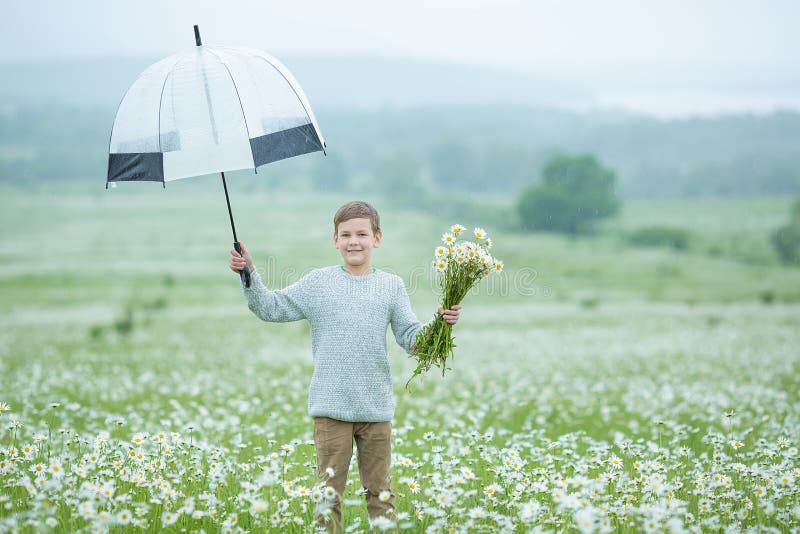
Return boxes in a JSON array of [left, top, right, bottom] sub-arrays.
[[334, 201, 381, 236]]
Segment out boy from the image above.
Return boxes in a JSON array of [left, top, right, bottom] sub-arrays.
[[228, 200, 461, 533]]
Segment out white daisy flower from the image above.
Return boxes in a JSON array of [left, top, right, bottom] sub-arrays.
[[250, 500, 268, 514], [441, 232, 456, 244], [483, 483, 502, 497], [116, 510, 132, 525], [49, 462, 64, 477], [474, 227, 487, 239], [368, 515, 396, 531], [435, 246, 448, 257], [161, 511, 179, 525], [469, 506, 485, 518], [450, 224, 466, 235]]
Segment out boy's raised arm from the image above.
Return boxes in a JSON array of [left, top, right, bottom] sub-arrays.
[[230, 244, 308, 323]]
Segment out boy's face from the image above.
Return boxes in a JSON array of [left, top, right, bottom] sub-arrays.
[[333, 218, 382, 269]]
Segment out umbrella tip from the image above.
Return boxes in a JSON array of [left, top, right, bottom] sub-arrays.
[[194, 25, 202, 47]]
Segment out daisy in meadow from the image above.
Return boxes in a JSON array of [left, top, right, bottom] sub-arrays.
[[403, 477, 421, 494], [116, 510, 132, 525], [162, 510, 179, 525], [460, 467, 476, 479], [469, 506, 486, 519], [49, 460, 64, 477], [484, 483, 503, 499]]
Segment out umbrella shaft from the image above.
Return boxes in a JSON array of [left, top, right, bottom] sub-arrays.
[[221, 172, 238, 243]]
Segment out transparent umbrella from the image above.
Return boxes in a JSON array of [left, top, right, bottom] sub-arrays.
[[106, 25, 326, 287]]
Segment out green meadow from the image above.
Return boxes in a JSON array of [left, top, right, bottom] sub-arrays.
[[1, 185, 799, 532]]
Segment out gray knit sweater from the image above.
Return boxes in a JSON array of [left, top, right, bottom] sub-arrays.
[[242, 265, 430, 422]]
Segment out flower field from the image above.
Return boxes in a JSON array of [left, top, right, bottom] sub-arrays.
[[1, 190, 799, 532]]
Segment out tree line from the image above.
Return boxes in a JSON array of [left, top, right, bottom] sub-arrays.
[[2, 104, 800, 200]]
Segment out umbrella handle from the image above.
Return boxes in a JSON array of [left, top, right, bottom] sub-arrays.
[[234, 241, 251, 288]]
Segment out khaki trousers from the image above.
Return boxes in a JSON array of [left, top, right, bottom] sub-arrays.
[[313, 416, 396, 533]]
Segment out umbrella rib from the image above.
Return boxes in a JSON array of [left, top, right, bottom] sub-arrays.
[[107, 86, 131, 187], [204, 48, 255, 168], [107, 74, 140, 181], [239, 50, 324, 143], [157, 55, 189, 155]]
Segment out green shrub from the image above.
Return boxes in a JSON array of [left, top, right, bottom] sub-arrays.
[[628, 226, 691, 251], [771, 224, 800, 265], [770, 198, 800, 265], [517, 154, 620, 234]]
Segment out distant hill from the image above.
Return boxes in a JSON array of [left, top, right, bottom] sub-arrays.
[[0, 55, 592, 111], [1, 56, 799, 199]]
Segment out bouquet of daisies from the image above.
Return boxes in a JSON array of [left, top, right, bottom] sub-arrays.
[[406, 224, 503, 389]]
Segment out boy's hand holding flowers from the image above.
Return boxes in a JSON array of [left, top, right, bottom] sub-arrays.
[[406, 224, 503, 389], [437, 304, 462, 325]]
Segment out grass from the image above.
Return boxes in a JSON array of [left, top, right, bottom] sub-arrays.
[[1, 185, 799, 532]]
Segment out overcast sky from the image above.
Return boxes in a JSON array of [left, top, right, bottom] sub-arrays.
[[3, 0, 799, 115]]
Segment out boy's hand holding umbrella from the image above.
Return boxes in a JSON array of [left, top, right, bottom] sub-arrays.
[[230, 243, 254, 274]]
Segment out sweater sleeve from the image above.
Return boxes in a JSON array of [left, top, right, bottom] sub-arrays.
[[390, 277, 432, 354], [242, 267, 311, 323]]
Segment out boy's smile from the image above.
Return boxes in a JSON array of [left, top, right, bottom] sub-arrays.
[[333, 217, 382, 275]]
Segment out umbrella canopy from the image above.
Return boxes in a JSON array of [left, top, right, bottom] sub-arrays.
[[106, 27, 326, 288], [107, 34, 325, 186]]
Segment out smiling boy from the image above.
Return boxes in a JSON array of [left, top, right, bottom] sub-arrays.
[[229, 200, 461, 533]]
